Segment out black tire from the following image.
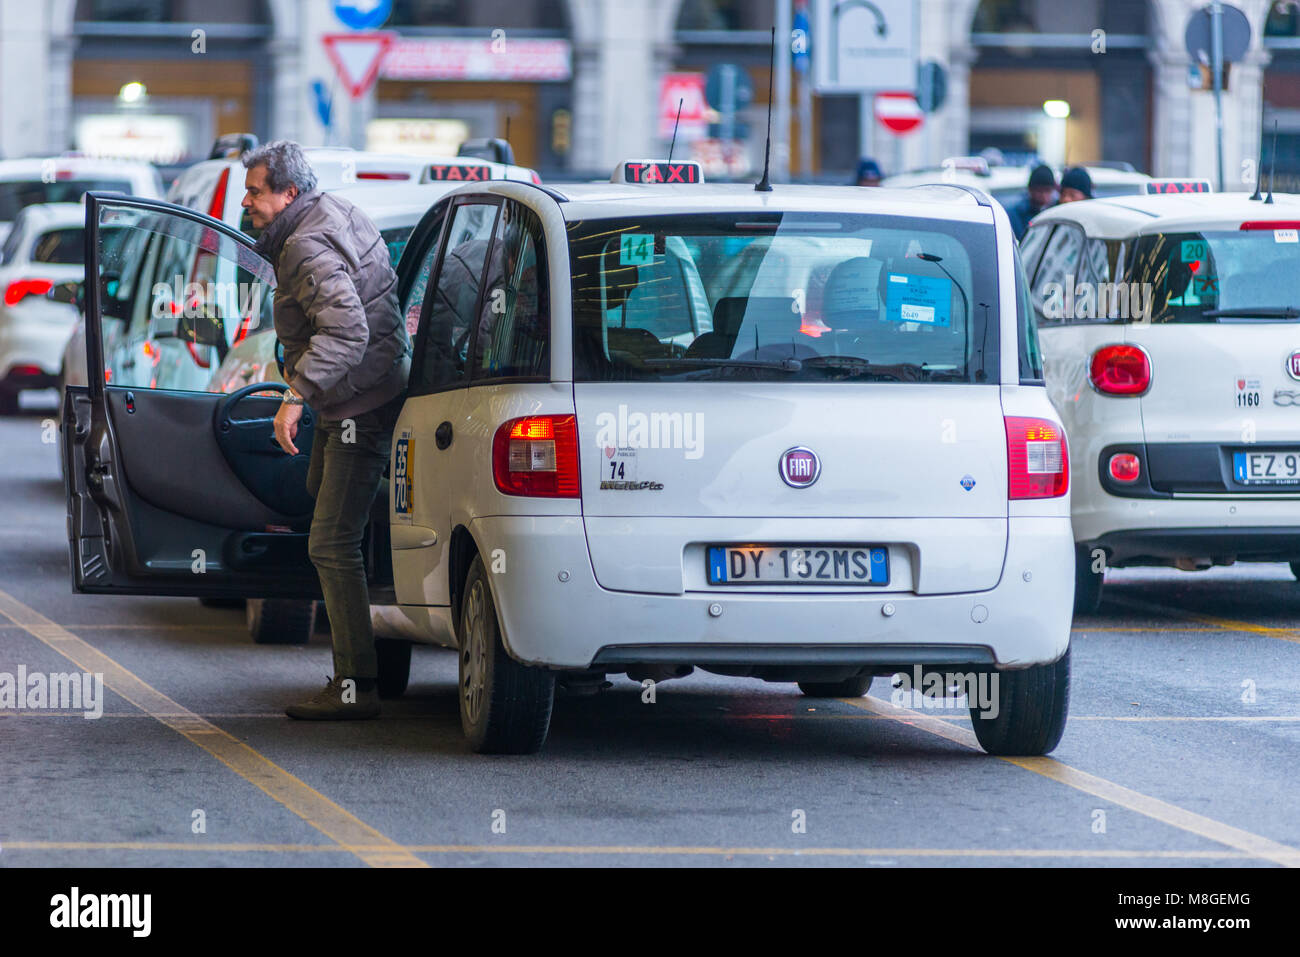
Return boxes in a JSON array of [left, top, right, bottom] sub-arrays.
[[0, 389, 20, 416], [458, 554, 554, 754], [246, 598, 316, 645], [1290, 562, 1300, 582], [970, 647, 1070, 756], [199, 597, 245, 609], [1074, 544, 1104, 615], [375, 638, 412, 699], [797, 675, 872, 697]]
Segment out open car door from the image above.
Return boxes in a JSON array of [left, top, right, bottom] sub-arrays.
[[63, 193, 331, 599]]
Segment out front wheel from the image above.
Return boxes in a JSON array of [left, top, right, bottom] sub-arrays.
[[1074, 544, 1104, 615], [247, 598, 316, 645], [458, 555, 554, 754], [969, 648, 1070, 756]]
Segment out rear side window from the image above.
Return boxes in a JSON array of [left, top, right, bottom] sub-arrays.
[[0, 180, 132, 220], [1014, 245, 1043, 382], [472, 201, 549, 380], [32, 228, 85, 265], [408, 201, 498, 395]]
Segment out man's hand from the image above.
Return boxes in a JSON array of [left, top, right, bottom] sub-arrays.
[[274, 401, 304, 455]]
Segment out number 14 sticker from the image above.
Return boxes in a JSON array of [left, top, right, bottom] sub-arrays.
[[620, 233, 654, 266]]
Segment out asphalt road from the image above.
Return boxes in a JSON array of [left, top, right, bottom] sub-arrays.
[[3, 391, 1300, 868]]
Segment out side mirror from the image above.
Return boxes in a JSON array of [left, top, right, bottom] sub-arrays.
[[48, 280, 84, 309]]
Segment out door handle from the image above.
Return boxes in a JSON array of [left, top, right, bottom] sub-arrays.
[[435, 421, 453, 450]]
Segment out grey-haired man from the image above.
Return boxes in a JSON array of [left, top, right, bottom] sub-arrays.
[[241, 140, 411, 720]]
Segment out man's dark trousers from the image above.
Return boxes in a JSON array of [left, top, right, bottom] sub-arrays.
[[304, 395, 402, 681]]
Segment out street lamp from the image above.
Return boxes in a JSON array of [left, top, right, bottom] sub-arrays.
[[1040, 100, 1070, 169], [118, 82, 146, 105], [1042, 99, 1071, 119]]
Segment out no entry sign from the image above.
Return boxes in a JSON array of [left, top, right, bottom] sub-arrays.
[[875, 92, 923, 135]]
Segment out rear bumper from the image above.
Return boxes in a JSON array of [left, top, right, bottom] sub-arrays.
[[1090, 527, 1300, 565], [0, 306, 75, 388], [469, 514, 1074, 671]]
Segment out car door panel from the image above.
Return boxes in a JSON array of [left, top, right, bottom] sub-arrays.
[[62, 193, 335, 599]]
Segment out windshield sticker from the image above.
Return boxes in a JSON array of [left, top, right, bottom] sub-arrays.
[[1180, 239, 1208, 261], [886, 273, 952, 326], [1193, 276, 1218, 296], [1275, 229, 1299, 244], [620, 233, 654, 266]]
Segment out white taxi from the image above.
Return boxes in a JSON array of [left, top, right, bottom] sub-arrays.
[[62, 160, 1074, 756], [1022, 187, 1300, 611]]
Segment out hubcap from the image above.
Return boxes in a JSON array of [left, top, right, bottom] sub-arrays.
[[461, 581, 487, 725]]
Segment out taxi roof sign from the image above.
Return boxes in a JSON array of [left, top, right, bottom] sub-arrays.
[[614, 160, 704, 184], [1143, 179, 1213, 194]]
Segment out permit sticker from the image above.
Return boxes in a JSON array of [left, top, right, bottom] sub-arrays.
[[603, 446, 638, 483], [620, 233, 654, 266], [1235, 376, 1261, 409], [1181, 239, 1208, 261], [393, 429, 414, 522], [886, 273, 951, 326], [1276, 229, 1299, 244]]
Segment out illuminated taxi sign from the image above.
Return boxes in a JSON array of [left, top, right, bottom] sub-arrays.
[[1143, 179, 1213, 194], [614, 160, 704, 184], [424, 163, 496, 182]]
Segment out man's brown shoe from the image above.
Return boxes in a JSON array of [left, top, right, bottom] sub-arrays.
[[285, 676, 380, 720]]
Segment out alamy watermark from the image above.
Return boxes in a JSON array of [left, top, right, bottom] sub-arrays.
[[0, 667, 104, 718], [593, 404, 704, 460], [891, 666, 1000, 719], [1040, 277, 1155, 323]]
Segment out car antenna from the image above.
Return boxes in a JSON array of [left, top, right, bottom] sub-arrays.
[[755, 26, 776, 192], [1266, 120, 1278, 204], [667, 98, 684, 163]]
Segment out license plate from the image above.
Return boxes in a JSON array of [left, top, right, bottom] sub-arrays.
[[707, 545, 889, 586], [1233, 450, 1300, 485]]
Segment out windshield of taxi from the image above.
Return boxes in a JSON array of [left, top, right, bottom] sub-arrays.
[[1129, 229, 1300, 323], [568, 212, 999, 382]]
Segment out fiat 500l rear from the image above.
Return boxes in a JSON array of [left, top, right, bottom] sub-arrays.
[[471, 199, 1074, 755]]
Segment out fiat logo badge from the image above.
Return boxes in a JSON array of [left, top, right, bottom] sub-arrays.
[[779, 447, 821, 488], [1288, 351, 1300, 381]]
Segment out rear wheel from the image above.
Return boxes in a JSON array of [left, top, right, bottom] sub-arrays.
[[375, 638, 412, 699], [246, 598, 316, 645], [1073, 544, 1104, 615], [797, 675, 872, 697], [970, 648, 1070, 756], [458, 554, 554, 754]]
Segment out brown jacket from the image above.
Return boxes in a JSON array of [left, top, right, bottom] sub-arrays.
[[256, 189, 410, 420]]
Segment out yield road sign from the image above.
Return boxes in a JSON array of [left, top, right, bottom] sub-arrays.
[[322, 32, 395, 99]]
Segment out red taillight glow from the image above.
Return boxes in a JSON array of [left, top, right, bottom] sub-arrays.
[[1240, 220, 1300, 230], [1006, 416, 1069, 500], [356, 171, 411, 181], [1090, 344, 1151, 395], [4, 278, 53, 307], [492, 415, 579, 498], [530, 170, 543, 185], [208, 166, 230, 219], [1109, 452, 1141, 483]]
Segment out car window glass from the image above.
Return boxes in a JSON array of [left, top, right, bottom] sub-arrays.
[[1031, 223, 1084, 323], [472, 201, 549, 380], [32, 228, 86, 265], [400, 206, 448, 338], [96, 202, 275, 392], [408, 201, 497, 395], [1019, 223, 1051, 275], [0, 180, 132, 220]]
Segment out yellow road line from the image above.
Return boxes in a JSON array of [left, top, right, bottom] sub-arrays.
[[0, 840, 1255, 861], [1106, 596, 1300, 644], [0, 589, 426, 869], [847, 694, 1300, 867]]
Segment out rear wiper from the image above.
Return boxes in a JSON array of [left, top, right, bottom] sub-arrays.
[[1201, 307, 1300, 319], [640, 356, 803, 372], [800, 357, 956, 380]]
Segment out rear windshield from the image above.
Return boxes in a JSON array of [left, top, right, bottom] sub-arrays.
[[32, 227, 84, 264], [0, 180, 132, 221], [1130, 230, 1300, 323], [568, 213, 1000, 383]]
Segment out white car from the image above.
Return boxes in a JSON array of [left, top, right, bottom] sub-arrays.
[[1022, 188, 1300, 612], [62, 160, 1075, 756], [0, 156, 162, 246], [883, 159, 1151, 212], [0, 203, 95, 414]]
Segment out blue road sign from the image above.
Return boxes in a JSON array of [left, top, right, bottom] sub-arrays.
[[333, 0, 392, 31]]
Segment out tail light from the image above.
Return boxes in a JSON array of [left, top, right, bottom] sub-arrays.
[[4, 278, 53, 307], [1109, 452, 1141, 483], [530, 170, 543, 185], [357, 171, 411, 181], [207, 166, 230, 218], [1006, 416, 1069, 499], [1090, 344, 1151, 395], [492, 415, 580, 498]]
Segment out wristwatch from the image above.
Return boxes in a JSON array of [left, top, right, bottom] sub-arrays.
[[281, 389, 304, 406]]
